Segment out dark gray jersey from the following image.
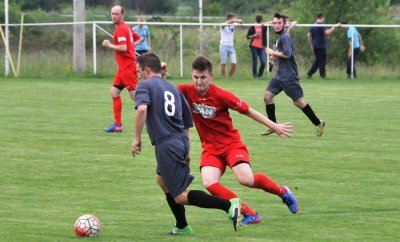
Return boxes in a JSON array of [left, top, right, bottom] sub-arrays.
[[134, 77, 193, 145], [274, 32, 299, 81]]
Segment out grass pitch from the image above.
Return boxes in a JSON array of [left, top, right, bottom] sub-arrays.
[[0, 75, 399, 241]]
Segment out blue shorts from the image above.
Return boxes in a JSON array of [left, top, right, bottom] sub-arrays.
[[155, 135, 194, 198], [219, 44, 237, 64], [266, 77, 304, 100]]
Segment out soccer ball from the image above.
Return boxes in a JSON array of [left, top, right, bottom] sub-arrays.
[[74, 214, 101, 237]]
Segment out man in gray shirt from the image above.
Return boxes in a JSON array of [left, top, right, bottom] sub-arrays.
[[132, 52, 241, 234], [263, 13, 325, 137]]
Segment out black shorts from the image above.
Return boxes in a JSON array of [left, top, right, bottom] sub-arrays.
[[155, 135, 194, 198], [266, 77, 304, 100]]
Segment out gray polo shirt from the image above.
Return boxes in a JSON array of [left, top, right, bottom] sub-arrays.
[[134, 76, 193, 145], [274, 32, 299, 81]]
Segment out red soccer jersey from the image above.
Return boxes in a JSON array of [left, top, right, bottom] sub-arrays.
[[178, 83, 249, 155], [113, 21, 140, 68]]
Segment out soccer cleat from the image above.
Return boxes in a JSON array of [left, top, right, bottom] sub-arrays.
[[260, 129, 274, 136], [241, 213, 261, 225], [316, 120, 325, 137], [228, 198, 241, 231], [103, 123, 123, 133], [281, 186, 299, 214], [166, 225, 193, 235]]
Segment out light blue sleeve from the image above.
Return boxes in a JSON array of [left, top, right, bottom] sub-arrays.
[[347, 27, 360, 48]]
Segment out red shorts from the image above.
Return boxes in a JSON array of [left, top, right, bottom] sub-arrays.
[[200, 145, 250, 174], [113, 64, 138, 91]]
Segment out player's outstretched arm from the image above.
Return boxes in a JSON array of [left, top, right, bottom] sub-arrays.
[[132, 105, 147, 157], [245, 107, 294, 137]]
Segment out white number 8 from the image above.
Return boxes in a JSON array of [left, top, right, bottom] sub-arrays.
[[164, 91, 175, 116]]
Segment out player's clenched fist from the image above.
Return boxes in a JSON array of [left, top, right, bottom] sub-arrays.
[[102, 39, 111, 47]]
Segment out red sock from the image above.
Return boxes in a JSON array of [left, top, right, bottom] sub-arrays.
[[253, 173, 287, 197], [241, 202, 257, 216], [207, 183, 237, 200], [112, 96, 122, 126], [207, 183, 257, 216]]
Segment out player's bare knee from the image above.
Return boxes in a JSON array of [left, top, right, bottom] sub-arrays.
[[237, 176, 254, 187], [202, 179, 215, 188], [293, 99, 306, 108], [110, 90, 120, 98], [263, 94, 272, 104], [174, 193, 188, 205]]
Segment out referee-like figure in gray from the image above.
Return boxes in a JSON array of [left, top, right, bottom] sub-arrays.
[[263, 13, 325, 137], [131, 52, 241, 235]]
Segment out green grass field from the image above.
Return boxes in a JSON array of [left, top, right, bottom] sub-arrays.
[[1, 75, 399, 241]]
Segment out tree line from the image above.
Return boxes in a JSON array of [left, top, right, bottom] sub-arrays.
[[2, 0, 399, 67], [9, 0, 400, 15]]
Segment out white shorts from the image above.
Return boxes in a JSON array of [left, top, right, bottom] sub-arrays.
[[219, 44, 237, 64]]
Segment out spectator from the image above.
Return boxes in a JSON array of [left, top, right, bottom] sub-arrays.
[[133, 16, 151, 55], [307, 13, 340, 79], [284, 15, 297, 33], [219, 13, 243, 78], [341, 22, 364, 78], [161, 62, 167, 79], [247, 15, 267, 78]]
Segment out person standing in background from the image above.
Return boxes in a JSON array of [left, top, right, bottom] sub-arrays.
[[219, 12, 243, 78], [247, 15, 267, 78], [341, 22, 364, 78], [307, 13, 340, 79], [102, 5, 141, 133], [133, 16, 151, 55], [284, 15, 297, 33], [161, 62, 167, 79]]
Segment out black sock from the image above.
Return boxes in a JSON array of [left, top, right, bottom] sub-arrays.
[[301, 104, 320, 126], [266, 103, 276, 123], [187, 190, 230, 213], [165, 193, 188, 229]]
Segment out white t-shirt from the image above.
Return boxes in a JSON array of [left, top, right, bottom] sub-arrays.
[[220, 24, 236, 46]]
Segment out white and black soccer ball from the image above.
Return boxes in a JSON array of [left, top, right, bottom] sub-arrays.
[[74, 214, 101, 237]]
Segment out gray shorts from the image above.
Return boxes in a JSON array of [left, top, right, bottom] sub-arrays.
[[266, 77, 304, 100], [155, 135, 194, 198], [219, 44, 237, 64]]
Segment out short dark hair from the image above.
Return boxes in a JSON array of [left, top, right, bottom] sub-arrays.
[[255, 15, 263, 23], [137, 52, 161, 73], [274, 13, 286, 25], [226, 12, 236, 20], [317, 12, 324, 19], [192, 56, 213, 73]]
